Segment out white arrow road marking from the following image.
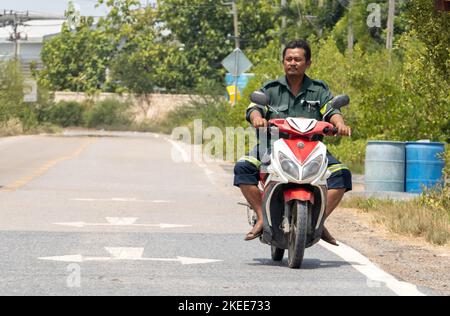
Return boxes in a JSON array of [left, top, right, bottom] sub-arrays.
[[54, 218, 192, 229], [106, 217, 138, 225], [70, 198, 173, 203], [38, 248, 223, 265], [106, 247, 144, 259]]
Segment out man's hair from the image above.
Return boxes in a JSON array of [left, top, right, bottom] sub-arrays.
[[282, 39, 311, 62]]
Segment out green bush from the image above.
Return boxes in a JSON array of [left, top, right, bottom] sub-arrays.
[[19, 105, 39, 131], [45, 101, 86, 127], [154, 80, 230, 134], [445, 144, 450, 185], [84, 98, 132, 130], [0, 61, 24, 125], [160, 95, 231, 135], [327, 138, 367, 174]]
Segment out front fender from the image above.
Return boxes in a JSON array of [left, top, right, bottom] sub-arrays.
[[284, 188, 314, 204]]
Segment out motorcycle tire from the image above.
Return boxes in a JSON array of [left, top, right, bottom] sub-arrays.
[[271, 246, 285, 262], [288, 200, 309, 269]]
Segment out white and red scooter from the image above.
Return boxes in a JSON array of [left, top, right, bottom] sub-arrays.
[[247, 91, 350, 269]]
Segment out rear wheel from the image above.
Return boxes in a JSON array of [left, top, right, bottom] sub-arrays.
[[288, 201, 309, 269], [271, 246, 285, 262]]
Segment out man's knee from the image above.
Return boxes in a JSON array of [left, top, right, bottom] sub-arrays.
[[233, 160, 260, 187], [327, 166, 353, 192]]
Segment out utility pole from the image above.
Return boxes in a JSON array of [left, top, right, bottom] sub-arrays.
[[232, 0, 240, 49], [386, 0, 395, 51], [7, 12, 26, 61], [233, 0, 239, 105], [281, 0, 287, 47], [224, 0, 240, 105], [2, 10, 63, 61], [13, 15, 20, 60], [347, 0, 354, 58]]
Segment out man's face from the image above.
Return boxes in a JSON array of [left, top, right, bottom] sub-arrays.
[[283, 48, 311, 77]]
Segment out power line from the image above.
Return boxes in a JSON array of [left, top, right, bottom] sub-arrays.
[[20, 24, 65, 27]]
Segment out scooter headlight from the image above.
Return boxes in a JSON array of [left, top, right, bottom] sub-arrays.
[[279, 152, 299, 179], [302, 155, 324, 180]]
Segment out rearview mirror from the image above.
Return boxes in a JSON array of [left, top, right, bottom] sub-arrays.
[[331, 94, 350, 110], [250, 91, 269, 107]]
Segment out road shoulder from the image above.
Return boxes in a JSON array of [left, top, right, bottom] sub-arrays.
[[327, 207, 450, 296]]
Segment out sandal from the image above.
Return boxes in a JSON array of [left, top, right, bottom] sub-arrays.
[[321, 227, 339, 246], [245, 228, 263, 241]]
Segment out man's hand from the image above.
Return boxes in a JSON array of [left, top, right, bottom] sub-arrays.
[[250, 111, 268, 129], [330, 115, 352, 137], [252, 117, 268, 129], [335, 122, 352, 137]]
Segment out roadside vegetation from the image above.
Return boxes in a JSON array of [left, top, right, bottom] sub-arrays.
[[342, 195, 449, 246], [0, 63, 135, 134], [343, 148, 450, 245], [0, 60, 60, 136], [342, 188, 450, 246]]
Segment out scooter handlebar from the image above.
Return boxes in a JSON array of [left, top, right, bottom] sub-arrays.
[[267, 120, 337, 138], [323, 127, 339, 136]]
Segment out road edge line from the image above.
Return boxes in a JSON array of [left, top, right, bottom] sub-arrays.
[[319, 240, 427, 296]]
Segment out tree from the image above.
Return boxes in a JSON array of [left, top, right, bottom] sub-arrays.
[[39, 1, 142, 93], [157, 0, 277, 88], [39, 17, 115, 92], [278, 0, 348, 41], [0, 61, 24, 124], [108, 6, 192, 117], [331, 0, 409, 54], [407, 0, 450, 77]]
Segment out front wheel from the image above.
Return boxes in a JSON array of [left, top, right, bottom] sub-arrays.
[[288, 201, 309, 269]]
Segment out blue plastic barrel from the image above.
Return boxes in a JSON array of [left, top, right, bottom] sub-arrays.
[[365, 141, 406, 192], [405, 142, 445, 193]]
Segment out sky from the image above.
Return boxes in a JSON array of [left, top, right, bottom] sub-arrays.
[[0, 0, 155, 17]]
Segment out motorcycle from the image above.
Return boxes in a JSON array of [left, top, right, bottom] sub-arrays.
[[245, 91, 350, 269]]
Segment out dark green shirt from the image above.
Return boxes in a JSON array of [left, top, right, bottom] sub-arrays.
[[246, 75, 341, 123]]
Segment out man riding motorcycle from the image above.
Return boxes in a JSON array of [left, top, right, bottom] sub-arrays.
[[233, 39, 352, 245]]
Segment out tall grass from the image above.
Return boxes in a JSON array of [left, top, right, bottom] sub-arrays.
[[0, 60, 25, 131], [342, 193, 449, 245]]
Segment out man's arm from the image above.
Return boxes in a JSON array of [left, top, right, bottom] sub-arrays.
[[249, 110, 268, 129], [330, 114, 351, 137], [247, 88, 270, 128]]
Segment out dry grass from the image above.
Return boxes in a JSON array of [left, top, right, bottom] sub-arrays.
[[0, 119, 61, 137], [342, 194, 450, 246], [0, 119, 24, 137]]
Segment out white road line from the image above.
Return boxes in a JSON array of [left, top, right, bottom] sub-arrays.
[[319, 241, 426, 296], [70, 198, 173, 203], [197, 162, 217, 185], [54, 217, 192, 229], [167, 138, 219, 185], [168, 139, 190, 163]]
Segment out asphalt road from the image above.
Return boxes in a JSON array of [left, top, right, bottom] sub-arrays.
[[0, 132, 436, 296]]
